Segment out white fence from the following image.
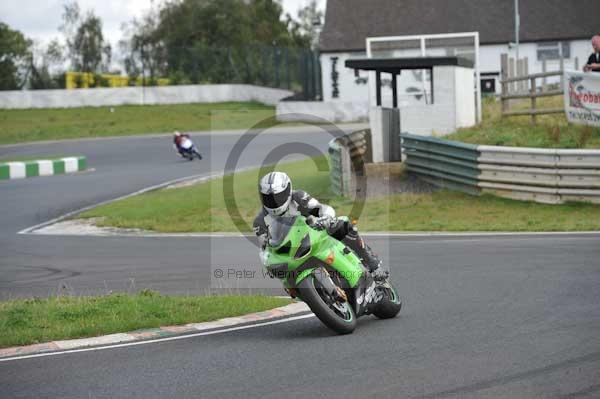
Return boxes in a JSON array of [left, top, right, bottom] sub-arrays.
[[276, 101, 369, 123], [0, 84, 293, 109]]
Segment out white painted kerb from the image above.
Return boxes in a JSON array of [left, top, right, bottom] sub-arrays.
[[7, 162, 25, 179], [37, 160, 54, 176]]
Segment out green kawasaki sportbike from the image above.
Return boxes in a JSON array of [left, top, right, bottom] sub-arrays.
[[261, 215, 402, 334]]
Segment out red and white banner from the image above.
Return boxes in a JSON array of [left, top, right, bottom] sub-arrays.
[[565, 70, 600, 127]]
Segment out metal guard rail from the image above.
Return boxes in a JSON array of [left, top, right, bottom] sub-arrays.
[[401, 133, 600, 204]]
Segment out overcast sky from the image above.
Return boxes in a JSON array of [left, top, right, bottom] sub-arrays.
[[0, 0, 326, 47]]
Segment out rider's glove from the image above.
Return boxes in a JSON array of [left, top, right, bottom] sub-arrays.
[[309, 215, 336, 230], [318, 216, 336, 228]]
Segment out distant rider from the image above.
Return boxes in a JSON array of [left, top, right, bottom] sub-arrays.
[[173, 131, 191, 157], [253, 171, 389, 281]]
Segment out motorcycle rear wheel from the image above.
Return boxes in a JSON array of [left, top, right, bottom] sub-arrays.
[[372, 281, 402, 319]]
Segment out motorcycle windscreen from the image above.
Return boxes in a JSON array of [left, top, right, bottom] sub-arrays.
[[181, 138, 193, 149], [268, 216, 298, 248]]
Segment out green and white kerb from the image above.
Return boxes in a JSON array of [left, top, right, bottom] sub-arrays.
[[0, 157, 87, 180]]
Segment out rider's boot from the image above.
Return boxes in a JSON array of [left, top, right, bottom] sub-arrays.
[[344, 226, 389, 281]]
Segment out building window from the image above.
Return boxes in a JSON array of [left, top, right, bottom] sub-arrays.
[[537, 42, 570, 60], [481, 78, 496, 93]]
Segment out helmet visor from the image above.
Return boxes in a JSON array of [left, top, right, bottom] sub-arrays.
[[261, 183, 291, 209]]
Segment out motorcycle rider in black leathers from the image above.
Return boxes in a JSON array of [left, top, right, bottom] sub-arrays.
[[253, 171, 389, 281]]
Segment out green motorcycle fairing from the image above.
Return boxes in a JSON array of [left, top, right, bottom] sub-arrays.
[[262, 215, 365, 289]]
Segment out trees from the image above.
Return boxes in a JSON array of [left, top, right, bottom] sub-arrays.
[[248, 0, 296, 46], [120, 7, 167, 86], [118, 0, 317, 87], [296, 0, 324, 49], [0, 22, 32, 90], [156, 0, 253, 81], [60, 1, 111, 74], [1, 0, 322, 91], [29, 39, 66, 89], [0, 22, 66, 90]]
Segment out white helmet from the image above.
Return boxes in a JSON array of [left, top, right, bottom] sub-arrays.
[[174, 131, 181, 137], [259, 172, 292, 216]]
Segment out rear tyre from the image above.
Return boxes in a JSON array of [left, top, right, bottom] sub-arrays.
[[297, 274, 356, 334], [373, 281, 402, 319]]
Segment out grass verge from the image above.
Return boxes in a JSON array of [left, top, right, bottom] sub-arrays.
[[80, 156, 600, 232], [333, 191, 600, 232], [80, 156, 333, 232], [0, 291, 292, 348], [446, 96, 600, 149], [0, 102, 277, 145]]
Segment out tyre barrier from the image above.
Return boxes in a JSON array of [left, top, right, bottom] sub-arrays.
[[328, 129, 371, 197]]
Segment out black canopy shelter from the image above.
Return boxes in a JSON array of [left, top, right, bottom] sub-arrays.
[[345, 56, 474, 107]]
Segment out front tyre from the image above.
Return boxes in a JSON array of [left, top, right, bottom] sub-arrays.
[[373, 281, 402, 319], [297, 274, 356, 334]]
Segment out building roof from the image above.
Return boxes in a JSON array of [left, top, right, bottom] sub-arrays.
[[320, 0, 600, 52], [345, 57, 474, 73]]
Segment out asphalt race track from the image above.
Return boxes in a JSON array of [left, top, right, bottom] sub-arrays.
[[1, 127, 600, 398], [0, 126, 345, 298]]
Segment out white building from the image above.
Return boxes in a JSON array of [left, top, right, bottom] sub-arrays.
[[319, 0, 599, 103]]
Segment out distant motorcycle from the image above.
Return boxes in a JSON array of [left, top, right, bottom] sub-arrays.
[[176, 137, 202, 161]]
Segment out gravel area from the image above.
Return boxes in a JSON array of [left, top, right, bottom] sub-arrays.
[[362, 173, 439, 198]]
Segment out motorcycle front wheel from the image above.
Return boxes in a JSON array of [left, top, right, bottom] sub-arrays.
[[297, 274, 356, 334]]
